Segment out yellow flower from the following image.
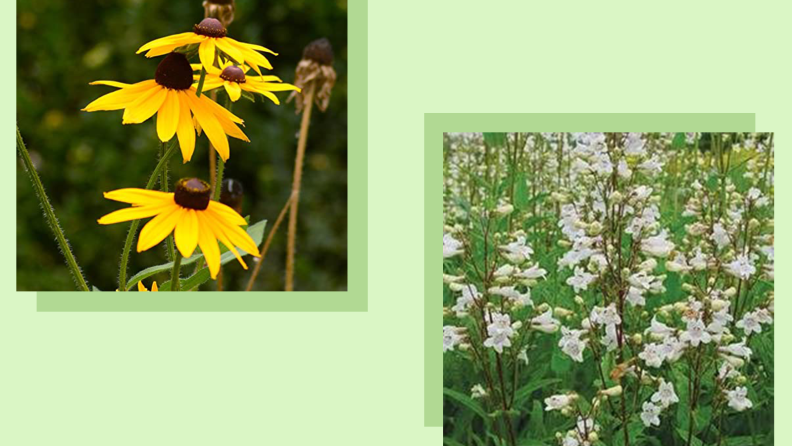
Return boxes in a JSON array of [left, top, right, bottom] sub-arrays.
[[97, 178, 261, 279], [191, 60, 300, 103], [138, 281, 158, 292], [137, 17, 276, 76], [83, 52, 248, 162]]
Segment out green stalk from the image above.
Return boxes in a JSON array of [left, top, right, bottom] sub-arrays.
[[196, 67, 207, 98], [159, 142, 176, 262], [17, 127, 90, 291], [117, 139, 179, 291], [213, 95, 231, 201], [170, 245, 182, 291]]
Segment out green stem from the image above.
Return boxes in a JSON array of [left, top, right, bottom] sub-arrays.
[[159, 142, 176, 262], [170, 244, 182, 291], [17, 127, 90, 291], [118, 139, 179, 291], [196, 68, 207, 98], [213, 155, 225, 201]]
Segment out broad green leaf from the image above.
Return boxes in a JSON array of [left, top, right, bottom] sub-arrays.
[[672, 132, 687, 149], [443, 387, 489, 423], [125, 219, 267, 291], [483, 132, 507, 147]]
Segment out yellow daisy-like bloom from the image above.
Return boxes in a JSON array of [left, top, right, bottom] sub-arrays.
[[191, 60, 300, 103], [138, 281, 159, 292], [98, 178, 261, 279], [137, 17, 276, 76], [83, 52, 248, 162]]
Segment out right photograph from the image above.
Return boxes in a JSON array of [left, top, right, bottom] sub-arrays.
[[442, 133, 774, 446]]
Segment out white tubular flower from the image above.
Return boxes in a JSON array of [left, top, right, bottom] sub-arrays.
[[451, 284, 481, 316], [666, 252, 692, 273], [442, 274, 464, 284], [719, 339, 753, 360], [489, 285, 533, 307], [559, 326, 587, 362], [443, 233, 464, 258], [689, 248, 708, 270], [641, 230, 675, 258], [531, 309, 561, 333], [590, 304, 621, 326], [500, 236, 533, 264], [736, 310, 766, 335], [725, 386, 753, 412], [483, 312, 515, 353], [680, 318, 712, 347], [711, 223, 730, 249], [544, 393, 575, 411], [443, 326, 465, 352], [726, 254, 757, 280], [645, 316, 676, 339], [651, 379, 679, 408], [493, 264, 517, 280], [567, 267, 596, 293], [639, 343, 665, 368], [518, 263, 548, 280], [471, 384, 488, 399], [640, 401, 662, 427]]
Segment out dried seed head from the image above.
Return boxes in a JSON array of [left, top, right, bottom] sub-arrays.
[[203, 0, 236, 27], [193, 17, 227, 38], [219, 178, 244, 214], [220, 65, 246, 83], [155, 52, 194, 90], [174, 178, 211, 210], [288, 37, 337, 113], [302, 38, 334, 66]]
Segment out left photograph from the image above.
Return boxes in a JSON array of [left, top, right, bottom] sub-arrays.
[[17, 0, 348, 291]]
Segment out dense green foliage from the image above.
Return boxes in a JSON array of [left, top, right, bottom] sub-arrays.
[[17, 0, 348, 291]]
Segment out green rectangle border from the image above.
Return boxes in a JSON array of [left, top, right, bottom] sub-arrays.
[[424, 113, 756, 426], [35, 0, 368, 312]]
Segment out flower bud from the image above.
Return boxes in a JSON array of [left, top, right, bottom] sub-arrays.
[[511, 321, 523, 330], [554, 307, 573, 318], [601, 385, 623, 397]]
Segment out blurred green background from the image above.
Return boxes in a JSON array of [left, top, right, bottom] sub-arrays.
[[17, 0, 348, 291]]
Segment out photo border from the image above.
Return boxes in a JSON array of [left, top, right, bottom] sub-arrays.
[[33, 0, 368, 312], [425, 113, 757, 426]]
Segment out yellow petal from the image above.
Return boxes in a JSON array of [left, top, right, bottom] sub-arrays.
[[196, 90, 244, 124], [216, 218, 260, 257], [214, 37, 245, 64], [207, 201, 248, 226], [138, 281, 147, 291], [156, 90, 180, 142], [174, 209, 199, 258], [89, 80, 133, 88], [83, 80, 158, 112], [123, 86, 168, 124], [247, 88, 279, 105], [137, 32, 201, 54], [151, 281, 158, 292], [198, 39, 217, 71], [196, 213, 221, 279], [226, 37, 278, 55], [175, 92, 197, 163], [137, 206, 183, 252], [224, 81, 242, 102], [97, 202, 173, 225], [201, 211, 247, 269], [185, 92, 230, 160], [103, 188, 172, 205]]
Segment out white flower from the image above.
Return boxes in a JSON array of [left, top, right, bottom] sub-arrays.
[[666, 253, 692, 273], [689, 248, 708, 270], [626, 286, 646, 307], [562, 434, 580, 446], [518, 264, 548, 280], [711, 223, 730, 249], [639, 343, 665, 368], [443, 233, 464, 258], [451, 284, 481, 316], [651, 380, 679, 408], [500, 236, 533, 264], [726, 254, 756, 280], [443, 325, 464, 352], [517, 348, 529, 365], [718, 362, 740, 380], [544, 394, 573, 411], [726, 386, 753, 412], [567, 267, 596, 292], [645, 316, 675, 339], [531, 309, 560, 333], [489, 286, 533, 307], [483, 312, 515, 353], [559, 327, 587, 362], [471, 384, 488, 399], [641, 230, 675, 258], [736, 311, 762, 335], [618, 159, 632, 178], [680, 318, 712, 347], [590, 304, 621, 326], [660, 336, 686, 363], [640, 401, 662, 427], [601, 323, 619, 352], [576, 416, 597, 436], [493, 264, 516, 279], [719, 339, 753, 360], [625, 133, 646, 156]]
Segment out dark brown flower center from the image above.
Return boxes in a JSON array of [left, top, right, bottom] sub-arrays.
[[155, 52, 194, 90], [219, 178, 244, 214], [174, 178, 211, 210], [219, 65, 246, 83], [193, 18, 227, 38], [303, 37, 333, 65], [207, 0, 234, 4]]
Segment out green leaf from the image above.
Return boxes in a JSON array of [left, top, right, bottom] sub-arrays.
[[443, 387, 489, 423], [125, 219, 267, 291], [240, 90, 256, 103], [514, 378, 562, 408], [513, 172, 530, 210], [551, 350, 571, 374], [91, 285, 102, 292], [443, 438, 466, 446], [676, 427, 703, 446], [672, 132, 686, 149], [526, 400, 544, 437]]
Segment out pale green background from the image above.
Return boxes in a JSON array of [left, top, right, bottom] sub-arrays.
[[4, 1, 789, 445]]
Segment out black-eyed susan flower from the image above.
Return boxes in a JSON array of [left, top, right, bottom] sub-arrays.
[[83, 52, 248, 162], [191, 60, 300, 103], [97, 178, 261, 279], [137, 17, 276, 76], [138, 281, 158, 292]]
